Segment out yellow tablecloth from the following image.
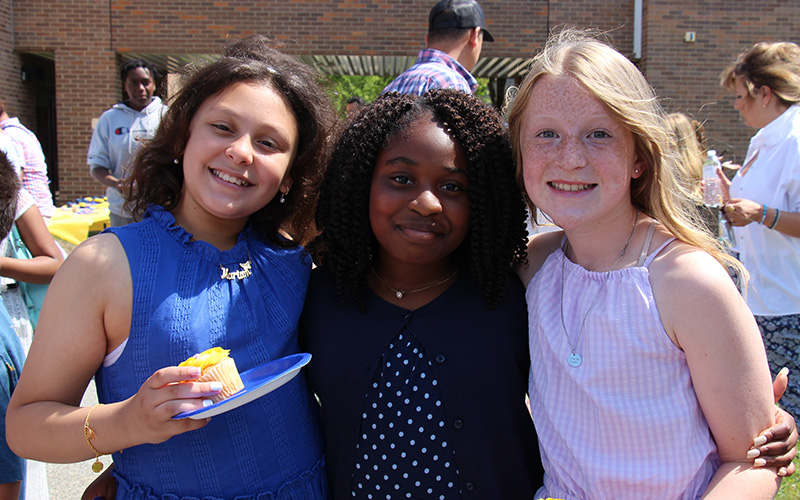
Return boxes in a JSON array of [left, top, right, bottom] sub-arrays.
[[48, 198, 110, 245]]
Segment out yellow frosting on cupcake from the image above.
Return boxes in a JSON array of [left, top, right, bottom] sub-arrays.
[[179, 347, 230, 374], [179, 347, 245, 402]]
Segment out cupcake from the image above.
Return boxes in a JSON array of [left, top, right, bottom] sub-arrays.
[[179, 347, 244, 403]]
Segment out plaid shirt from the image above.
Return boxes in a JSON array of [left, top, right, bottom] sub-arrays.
[[0, 118, 55, 217], [382, 49, 477, 95]]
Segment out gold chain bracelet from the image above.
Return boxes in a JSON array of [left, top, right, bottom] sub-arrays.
[[83, 404, 104, 473]]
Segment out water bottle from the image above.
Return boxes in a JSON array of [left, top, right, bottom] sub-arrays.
[[702, 150, 722, 207]]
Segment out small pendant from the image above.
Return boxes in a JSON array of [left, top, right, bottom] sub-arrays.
[[567, 352, 582, 367], [395, 291, 404, 299], [92, 460, 104, 473]]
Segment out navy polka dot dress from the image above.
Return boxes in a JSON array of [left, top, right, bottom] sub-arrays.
[[350, 331, 460, 499]]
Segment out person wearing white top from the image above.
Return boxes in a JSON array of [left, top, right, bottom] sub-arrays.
[[88, 59, 166, 226], [719, 41, 800, 418]]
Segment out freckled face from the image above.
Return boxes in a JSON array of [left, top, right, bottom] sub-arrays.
[[369, 115, 470, 271], [518, 75, 643, 231]]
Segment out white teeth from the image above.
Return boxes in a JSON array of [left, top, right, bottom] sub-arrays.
[[551, 182, 593, 192], [212, 169, 249, 187]]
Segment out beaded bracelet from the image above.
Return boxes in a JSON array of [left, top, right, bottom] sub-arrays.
[[83, 404, 105, 473], [759, 204, 768, 225], [769, 209, 781, 230]]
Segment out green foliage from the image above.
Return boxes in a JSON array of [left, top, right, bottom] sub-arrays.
[[325, 75, 497, 116], [326, 75, 394, 115], [776, 446, 800, 500], [474, 78, 492, 103]]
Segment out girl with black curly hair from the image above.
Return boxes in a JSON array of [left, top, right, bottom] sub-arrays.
[[301, 89, 544, 499], [8, 36, 334, 500]]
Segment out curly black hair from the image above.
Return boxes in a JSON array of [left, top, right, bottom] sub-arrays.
[[120, 59, 159, 84], [124, 35, 336, 246], [311, 89, 528, 309]]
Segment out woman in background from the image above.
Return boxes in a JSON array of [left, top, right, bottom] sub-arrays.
[[719, 41, 800, 418]]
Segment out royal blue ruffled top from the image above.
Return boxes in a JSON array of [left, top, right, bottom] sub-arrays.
[[96, 206, 327, 500]]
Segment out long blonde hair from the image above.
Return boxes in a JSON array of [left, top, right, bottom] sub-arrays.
[[507, 28, 743, 274], [665, 112, 704, 200]]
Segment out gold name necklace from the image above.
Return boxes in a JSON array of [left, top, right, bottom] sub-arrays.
[[219, 243, 252, 281]]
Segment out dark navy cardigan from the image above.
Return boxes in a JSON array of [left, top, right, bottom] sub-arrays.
[[300, 267, 544, 500]]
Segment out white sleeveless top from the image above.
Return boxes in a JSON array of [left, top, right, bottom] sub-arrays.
[[528, 228, 720, 499]]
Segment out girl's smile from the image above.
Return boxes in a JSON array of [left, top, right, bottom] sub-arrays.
[[369, 114, 470, 276], [548, 181, 597, 193], [210, 167, 253, 187]]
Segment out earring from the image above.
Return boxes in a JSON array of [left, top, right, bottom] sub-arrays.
[[634, 169, 639, 174], [279, 191, 287, 204], [173, 158, 179, 164]]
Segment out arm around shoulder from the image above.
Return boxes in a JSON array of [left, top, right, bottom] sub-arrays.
[[517, 230, 563, 287]]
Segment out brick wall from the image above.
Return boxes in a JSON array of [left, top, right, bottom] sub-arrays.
[[644, 0, 799, 164], [13, 0, 119, 200], [4, 0, 799, 201], [101, 0, 547, 57], [552, 0, 636, 57], [0, 0, 29, 135]]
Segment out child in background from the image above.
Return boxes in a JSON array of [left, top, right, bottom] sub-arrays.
[[508, 28, 785, 499], [301, 89, 543, 499], [7, 36, 335, 500]]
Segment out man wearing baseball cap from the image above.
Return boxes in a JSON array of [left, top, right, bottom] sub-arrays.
[[382, 0, 493, 95]]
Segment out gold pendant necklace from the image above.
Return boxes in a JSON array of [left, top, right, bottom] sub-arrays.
[[372, 268, 458, 299]]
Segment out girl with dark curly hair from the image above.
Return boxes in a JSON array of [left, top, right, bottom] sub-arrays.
[[301, 89, 543, 499], [7, 36, 334, 500]]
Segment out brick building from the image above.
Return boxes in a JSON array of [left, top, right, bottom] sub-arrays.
[[0, 0, 797, 203]]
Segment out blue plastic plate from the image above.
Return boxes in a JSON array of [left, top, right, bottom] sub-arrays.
[[172, 352, 311, 420]]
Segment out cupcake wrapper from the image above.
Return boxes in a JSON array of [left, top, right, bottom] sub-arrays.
[[197, 357, 245, 403]]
